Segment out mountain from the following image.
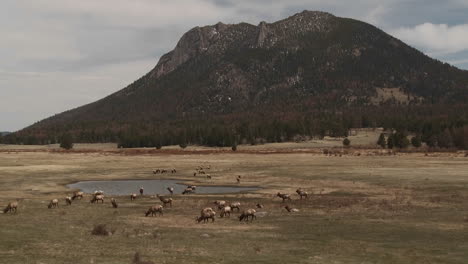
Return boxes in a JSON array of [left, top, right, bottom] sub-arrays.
[[6, 11, 468, 147], [0, 132, 10, 136]]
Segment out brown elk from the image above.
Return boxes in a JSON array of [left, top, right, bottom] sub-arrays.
[[167, 187, 174, 195], [130, 193, 137, 201], [296, 189, 308, 199], [256, 203, 264, 209], [71, 191, 84, 200], [91, 195, 104, 204], [197, 208, 216, 223], [284, 205, 299, 212], [48, 199, 59, 209], [111, 198, 118, 208], [239, 209, 256, 222], [65, 197, 72, 206], [139, 187, 144, 196], [145, 205, 163, 217], [3, 201, 18, 213], [182, 187, 193, 195], [277, 192, 292, 202], [214, 200, 226, 209], [220, 206, 231, 218], [156, 195, 173, 207], [229, 202, 241, 212]]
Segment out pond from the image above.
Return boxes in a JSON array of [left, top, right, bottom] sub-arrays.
[[67, 179, 260, 195]]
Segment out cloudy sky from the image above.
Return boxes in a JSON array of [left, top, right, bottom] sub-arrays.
[[1, 0, 468, 131]]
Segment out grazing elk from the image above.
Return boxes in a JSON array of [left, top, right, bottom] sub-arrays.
[[71, 191, 84, 200], [3, 201, 18, 214], [156, 195, 173, 207], [229, 202, 241, 212], [167, 187, 174, 195], [130, 193, 137, 201], [236, 175, 241, 184], [171, 169, 176, 173], [94, 190, 104, 196], [296, 189, 309, 199], [91, 194, 105, 204], [153, 169, 160, 174], [139, 187, 144, 196], [284, 205, 299, 213], [197, 208, 216, 223], [182, 187, 194, 195], [48, 199, 59, 209], [220, 206, 231, 218], [239, 209, 256, 222], [256, 203, 264, 209], [65, 197, 72, 206], [145, 205, 163, 217], [277, 192, 292, 202], [111, 198, 118, 208]]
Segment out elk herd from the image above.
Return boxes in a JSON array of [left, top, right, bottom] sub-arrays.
[[2, 163, 309, 226]]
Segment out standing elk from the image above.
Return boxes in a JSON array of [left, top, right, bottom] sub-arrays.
[[145, 205, 163, 217], [91, 194, 104, 204], [239, 209, 256, 222], [130, 193, 137, 201], [65, 197, 72, 206], [171, 169, 177, 173], [167, 187, 174, 195], [220, 206, 231, 218], [296, 189, 309, 199], [277, 192, 292, 202], [256, 203, 264, 209], [229, 202, 241, 212], [111, 198, 118, 208], [3, 201, 18, 214], [139, 187, 144, 196], [214, 200, 227, 209]]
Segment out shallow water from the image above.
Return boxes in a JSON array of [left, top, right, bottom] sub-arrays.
[[67, 179, 259, 195]]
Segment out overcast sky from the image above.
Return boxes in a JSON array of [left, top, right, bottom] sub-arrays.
[[1, 0, 468, 131]]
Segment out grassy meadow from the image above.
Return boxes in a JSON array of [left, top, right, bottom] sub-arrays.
[[0, 142, 468, 263]]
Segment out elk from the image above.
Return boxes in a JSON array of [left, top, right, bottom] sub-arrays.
[[220, 206, 231, 218], [197, 208, 216, 223], [206, 174, 212, 179], [71, 191, 84, 200], [256, 203, 264, 209], [130, 193, 137, 201], [236, 175, 241, 184], [139, 187, 144, 196], [145, 205, 163, 217], [182, 187, 194, 195], [171, 169, 177, 173], [296, 189, 308, 199], [277, 192, 292, 202], [167, 187, 174, 195], [214, 200, 227, 209], [239, 209, 256, 222], [111, 198, 118, 208], [229, 202, 241, 212], [156, 195, 172, 207], [94, 190, 104, 196], [48, 199, 59, 209], [284, 205, 299, 213], [91, 194, 104, 204], [65, 197, 72, 206], [153, 169, 160, 174], [3, 201, 18, 213], [187, 185, 197, 190]]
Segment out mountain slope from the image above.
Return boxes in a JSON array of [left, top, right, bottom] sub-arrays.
[[8, 11, 468, 147]]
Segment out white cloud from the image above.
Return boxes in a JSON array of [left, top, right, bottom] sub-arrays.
[[392, 23, 468, 55]]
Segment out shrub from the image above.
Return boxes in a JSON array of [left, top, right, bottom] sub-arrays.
[[343, 138, 350, 147], [411, 136, 422, 147], [377, 133, 386, 148]]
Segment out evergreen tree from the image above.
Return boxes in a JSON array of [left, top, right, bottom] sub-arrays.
[[387, 134, 395, 149], [377, 133, 386, 148], [411, 136, 422, 147], [60, 133, 74, 150]]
